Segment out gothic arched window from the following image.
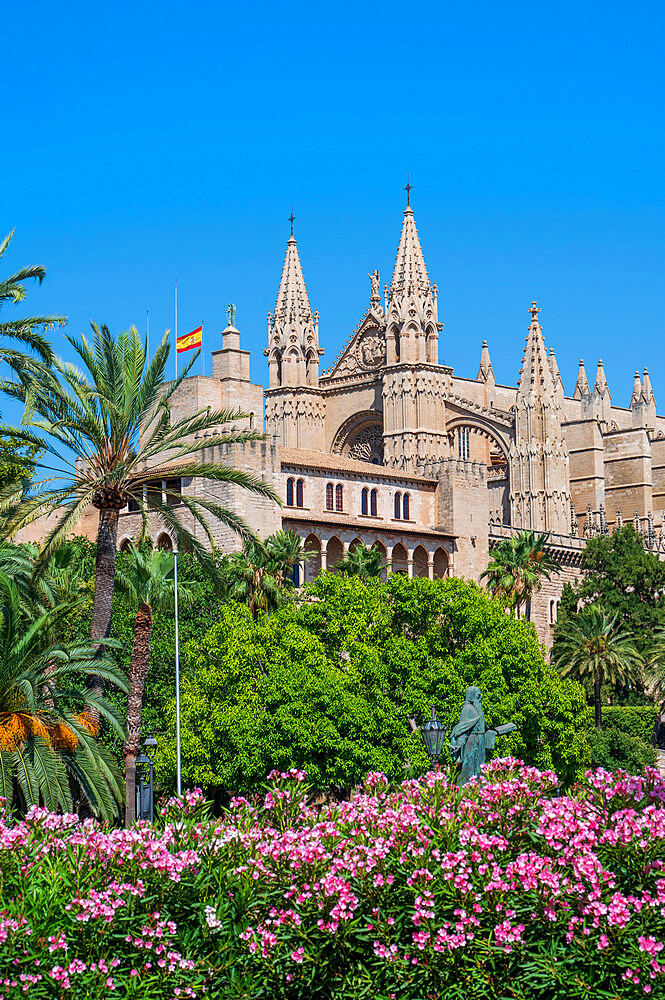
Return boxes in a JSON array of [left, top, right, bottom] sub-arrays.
[[286, 478, 294, 506], [296, 479, 304, 508], [403, 493, 410, 520], [370, 488, 378, 516], [361, 487, 368, 515], [335, 484, 344, 512], [325, 483, 334, 510], [394, 492, 402, 519]]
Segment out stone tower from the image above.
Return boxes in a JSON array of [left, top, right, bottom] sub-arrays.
[[265, 228, 322, 388], [264, 226, 325, 448], [509, 302, 571, 534], [382, 200, 448, 472]]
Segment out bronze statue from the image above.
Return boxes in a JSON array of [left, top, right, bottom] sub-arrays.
[[450, 687, 516, 786], [226, 303, 237, 328]]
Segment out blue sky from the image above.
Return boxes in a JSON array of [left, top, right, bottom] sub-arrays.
[[3, 0, 664, 411]]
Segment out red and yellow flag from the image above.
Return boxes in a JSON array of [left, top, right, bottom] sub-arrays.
[[176, 324, 203, 353]]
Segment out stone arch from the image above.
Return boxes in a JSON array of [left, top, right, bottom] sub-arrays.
[[331, 411, 384, 465], [391, 542, 408, 575], [413, 545, 429, 578], [373, 540, 388, 582], [446, 417, 510, 466], [303, 532, 321, 582], [118, 537, 132, 552], [326, 535, 344, 572], [156, 532, 173, 551], [433, 547, 449, 579]]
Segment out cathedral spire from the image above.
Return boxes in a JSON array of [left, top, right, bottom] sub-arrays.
[[549, 348, 564, 399], [631, 370, 642, 405], [386, 199, 439, 365], [594, 359, 610, 399], [517, 302, 557, 395], [266, 224, 321, 388], [477, 340, 494, 382], [510, 302, 571, 535], [641, 367, 655, 404], [390, 204, 431, 298], [573, 359, 590, 400]]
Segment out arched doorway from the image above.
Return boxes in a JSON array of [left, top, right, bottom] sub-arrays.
[[391, 542, 408, 575], [118, 537, 132, 552], [433, 547, 449, 579], [413, 545, 429, 578], [373, 540, 388, 582], [326, 536, 344, 573], [156, 533, 173, 551], [303, 533, 321, 582]]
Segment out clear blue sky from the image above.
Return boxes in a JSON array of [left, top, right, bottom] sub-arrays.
[[3, 0, 664, 410]]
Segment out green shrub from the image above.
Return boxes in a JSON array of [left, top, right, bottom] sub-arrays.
[[599, 704, 658, 744], [586, 726, 656, 774]]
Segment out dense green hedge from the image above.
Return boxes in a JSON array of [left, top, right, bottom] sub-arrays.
[[598, 705, 658, 744]]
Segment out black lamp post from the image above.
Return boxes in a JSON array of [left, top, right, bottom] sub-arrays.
[[136, 734, 157, 822], [420, 706, 446, 768]]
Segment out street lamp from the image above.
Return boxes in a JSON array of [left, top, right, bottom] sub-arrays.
[[136, 734, 157, 822], [420, 706, 446, 768]]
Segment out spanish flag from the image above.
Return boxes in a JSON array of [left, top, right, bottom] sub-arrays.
[[176, 324, 203, 353]]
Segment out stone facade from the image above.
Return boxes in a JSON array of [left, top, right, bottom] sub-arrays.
[[23, 201, 665, 649]]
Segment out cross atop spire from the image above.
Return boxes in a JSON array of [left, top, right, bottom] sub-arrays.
[[288, 208, 295, 237], [529, 301, 541, 322], [404, 177, 412, 207]]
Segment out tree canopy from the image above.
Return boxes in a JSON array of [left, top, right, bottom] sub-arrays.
[[153, 574, 590, 795], [559, 524, 665, 657]]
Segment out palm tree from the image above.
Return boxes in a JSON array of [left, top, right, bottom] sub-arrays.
[[0, 571, 127, 817], [0, 229, 65, 365], [335, 542, 383, 580], [481, 530, 560, 620], [114, 541, 198, 824], [554, 605, 643, 727], [1, 323, 278, 690], [220, 530, 312, 619]]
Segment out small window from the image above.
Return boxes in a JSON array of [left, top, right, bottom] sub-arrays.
[[457, 428, 470, 461], [403, 493, 410, 520], [394, 492, 402, 519], [326, 483, 334, 511], [361, 488, 368, 515], [128, 495, 140, 513], [335, 484, 344, 512], [249, 413, 255, 430], [370, 489, 377, 517], [165, 478, 182, 508], [549, 599, 558, 625], [286, 478, 294, 506], [296, 479, 304, 508], [292, 563, 300, 587]]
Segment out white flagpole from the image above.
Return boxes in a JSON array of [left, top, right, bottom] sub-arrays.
[[201, 323, 205, 377], [174, 281, 178, 380], [174, 544, 182, 797]]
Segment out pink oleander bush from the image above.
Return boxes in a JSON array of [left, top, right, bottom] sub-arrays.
[[1, 761, 665, 999]]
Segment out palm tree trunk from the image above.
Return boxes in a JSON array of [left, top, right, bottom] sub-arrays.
[[90, 507, 120, 651], [86, 508, 120, 722], [124, 601, 153, 826], [594, 665, 602, 728], [525, 595, 532, 621]]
